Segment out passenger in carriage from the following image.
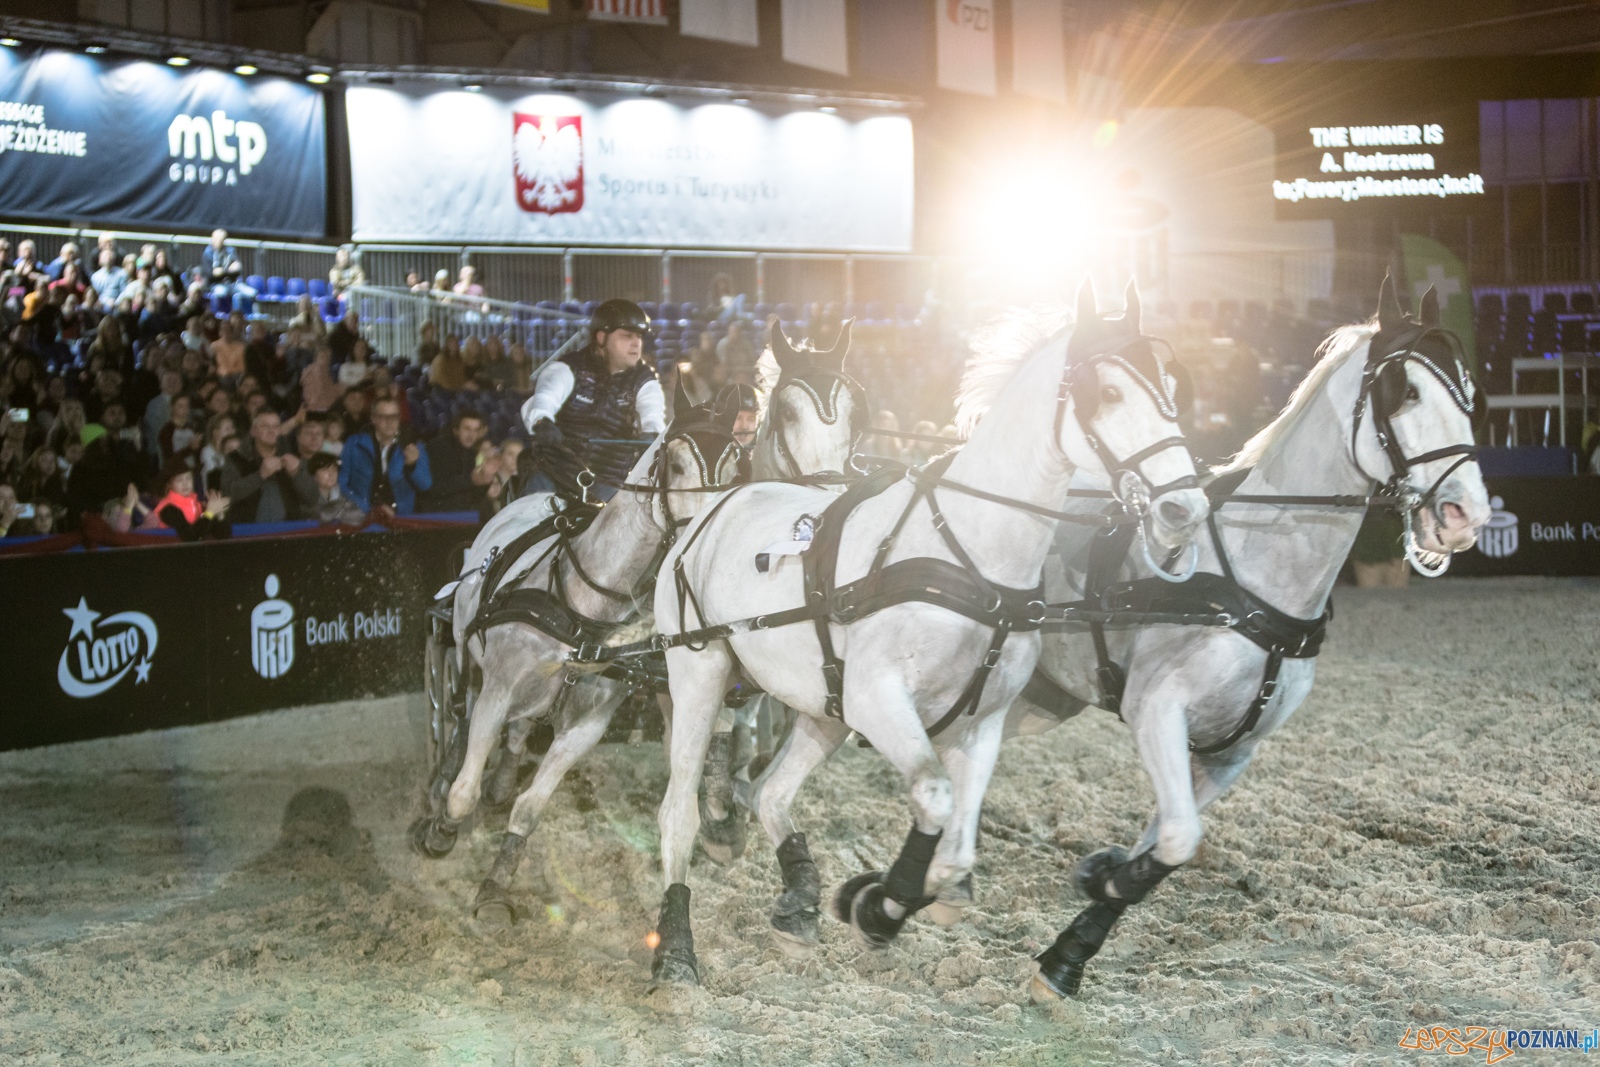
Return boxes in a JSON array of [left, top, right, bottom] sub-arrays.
[[519, 298, 663, 503]]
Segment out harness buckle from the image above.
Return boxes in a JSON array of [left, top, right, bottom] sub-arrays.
[[1026, 600, 1048, 626], [479, 545, 500, 575], [982, 646, 1003, 669], [575, 642, 601, 662]]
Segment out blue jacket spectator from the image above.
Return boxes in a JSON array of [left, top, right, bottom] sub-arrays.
[[90, 249, 128, 310], [339, 397, 431, 513]]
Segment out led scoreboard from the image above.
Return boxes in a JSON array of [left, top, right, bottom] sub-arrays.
[[1273, 108, 1486, 219]]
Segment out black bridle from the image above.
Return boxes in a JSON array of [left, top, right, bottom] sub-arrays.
[[1351, 322, 1482, 519], [764, 366, 870, 481], [1055, 331, 1197, 512]]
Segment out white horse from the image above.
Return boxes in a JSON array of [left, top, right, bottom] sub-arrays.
[[645, 280, 1211, 986], [1010, 279, 1492, 999], [416, 328, 865, 926]]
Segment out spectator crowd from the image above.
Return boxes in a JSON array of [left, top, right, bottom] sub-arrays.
[[0, 232, 527, 541]]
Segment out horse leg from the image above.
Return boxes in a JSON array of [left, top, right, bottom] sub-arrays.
[[833, 679, 955, 950], [651, 644, 735, 987], [411, 657, 516, 858], [1034, 691, 1197, 1000], [925, 711, 1006, 927], [698, 704, 746, 866], [748, 711, 850, 957], [487, 702, 543, 809], [474, 680, 622, 926], [1127, 744, 1260, 858]]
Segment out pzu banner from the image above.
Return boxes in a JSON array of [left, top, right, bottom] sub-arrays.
[[0, 527, 463, 752], [0, 48, 326, 237]]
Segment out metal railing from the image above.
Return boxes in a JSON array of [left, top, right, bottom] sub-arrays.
[[0, 221, 338, 289], [344, 284, 586, 362]]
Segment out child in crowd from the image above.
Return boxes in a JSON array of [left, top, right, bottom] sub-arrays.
[[308, 452, 365, 526], [147, 458, 230, 540]]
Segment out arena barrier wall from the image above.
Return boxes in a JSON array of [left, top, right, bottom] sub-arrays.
[[1450, 476, 1600, 577], [1, 522, 472, 752]]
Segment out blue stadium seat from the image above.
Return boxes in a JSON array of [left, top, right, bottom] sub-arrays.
[[267, 276, 287, 298], [246, 275, 267, 297], [211, 293, 232, 315], [286, 278, 308, 298], [308, 278, 329, 300]]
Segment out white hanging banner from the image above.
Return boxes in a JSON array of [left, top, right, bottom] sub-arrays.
[[1011, 0, 1067, 103], [936, 0, 996, 95], [681, 0, 758, 46], [345, 84, 914, 251], [782, 0, 849, 75]]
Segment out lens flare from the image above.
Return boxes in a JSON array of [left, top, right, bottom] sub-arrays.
[[645, 930, 661, 949]]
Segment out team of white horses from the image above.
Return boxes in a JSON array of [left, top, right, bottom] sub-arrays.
[[414, 276, 1490, 1000]]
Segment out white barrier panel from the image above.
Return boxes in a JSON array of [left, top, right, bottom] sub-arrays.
[[346, 84, 915, 252]]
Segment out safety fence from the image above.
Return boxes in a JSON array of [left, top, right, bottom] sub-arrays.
[[0, 516, 476, 752], [343, 284, 588, 364]]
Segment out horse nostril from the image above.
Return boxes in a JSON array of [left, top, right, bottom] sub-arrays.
[[1158, 500, 1191, 528]]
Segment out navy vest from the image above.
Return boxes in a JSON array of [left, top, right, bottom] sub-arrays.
[[547, 347, 657, 488]]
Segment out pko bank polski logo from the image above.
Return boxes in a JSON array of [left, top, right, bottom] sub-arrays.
[[251, 574, 294, 680], [57, 597, 158, 698], [1476, 495, 1519, 559], [167, 111, 267, 187]]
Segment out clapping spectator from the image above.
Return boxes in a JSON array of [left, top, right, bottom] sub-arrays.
[[421, 408, 492, 514], [12, 241, 44, 287], [406, 270, 429, 295], [339, 397, 429, 514], [452, 265, 485, 304], [299, 343, 344, 413], [221, 409, 317, 523], [213, 315, 246, 388], [148, 457, 230, 540], [338, 337, 374, 388], [308, 452, 365, 526]]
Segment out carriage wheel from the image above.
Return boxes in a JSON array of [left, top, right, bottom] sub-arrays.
[[423, 623, 450, 776]]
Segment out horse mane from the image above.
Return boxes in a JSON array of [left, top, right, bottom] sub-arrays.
[[1220, 319, 1375, 473], [954, 306, 1074, 439]]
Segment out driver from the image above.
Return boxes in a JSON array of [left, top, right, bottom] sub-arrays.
[[520, 299, 665, 501]]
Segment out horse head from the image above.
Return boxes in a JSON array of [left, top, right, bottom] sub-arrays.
[[757, 317, 863, 481], [1063, 276, 1207, 557], [1354, 273, 1490, 568]]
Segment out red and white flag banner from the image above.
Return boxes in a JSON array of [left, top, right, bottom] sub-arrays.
[[937, 0, 996, 95], [782, 0, 848, 75], [682, 0, 759, 45], [1011, 0, 1067, 103], [587, 0, 666, 24]]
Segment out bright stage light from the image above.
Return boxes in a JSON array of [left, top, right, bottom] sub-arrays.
[[235, 64, 258, 75], [166, 55, 190, 67], [0, 38, 19, 48], [306, 71, 330, 84]]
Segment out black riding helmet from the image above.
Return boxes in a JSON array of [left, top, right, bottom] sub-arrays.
[[590, 298, 653, 341]]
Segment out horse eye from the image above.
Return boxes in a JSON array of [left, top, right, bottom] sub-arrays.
[[1100, 384, 1123, 405], [670, 461, 684, 477], [1405, 383, 1419, 402]]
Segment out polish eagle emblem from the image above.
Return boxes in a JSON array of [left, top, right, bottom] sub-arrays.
[[513, 113, 584, 215]]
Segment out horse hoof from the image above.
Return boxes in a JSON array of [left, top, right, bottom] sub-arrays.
[[1074, 846, 1127, 902], [473, 881, 516, 927], [848, 880, 904, 950], [1030, 973, 1067, 1003], [649, 948, 701, 988], [698, 798, 747, 866], [409, 814, 459, 859], [832, 871, 884, 925], [927, 873, 975, 927], [770, 905, 820, 957], [771, 927, 817, 960]]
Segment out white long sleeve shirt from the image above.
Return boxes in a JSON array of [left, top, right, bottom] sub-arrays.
[[520, 359, 666, 436]]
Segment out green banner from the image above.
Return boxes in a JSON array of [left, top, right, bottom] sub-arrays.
[[1398, 234, 1474, 359]]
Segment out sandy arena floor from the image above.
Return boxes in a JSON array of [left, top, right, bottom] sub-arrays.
[[1, 576, 1597, 1066]]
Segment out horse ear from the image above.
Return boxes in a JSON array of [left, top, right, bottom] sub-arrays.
[[1419, 285, 1440, 327], [769, 316, 803, 371], [1075, 274, 1098, 324], [817, 318, 852, 371], [673, 370, 692, 419], [1377, 272, 1403, 329], [1122, 278, 1141, 333]]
